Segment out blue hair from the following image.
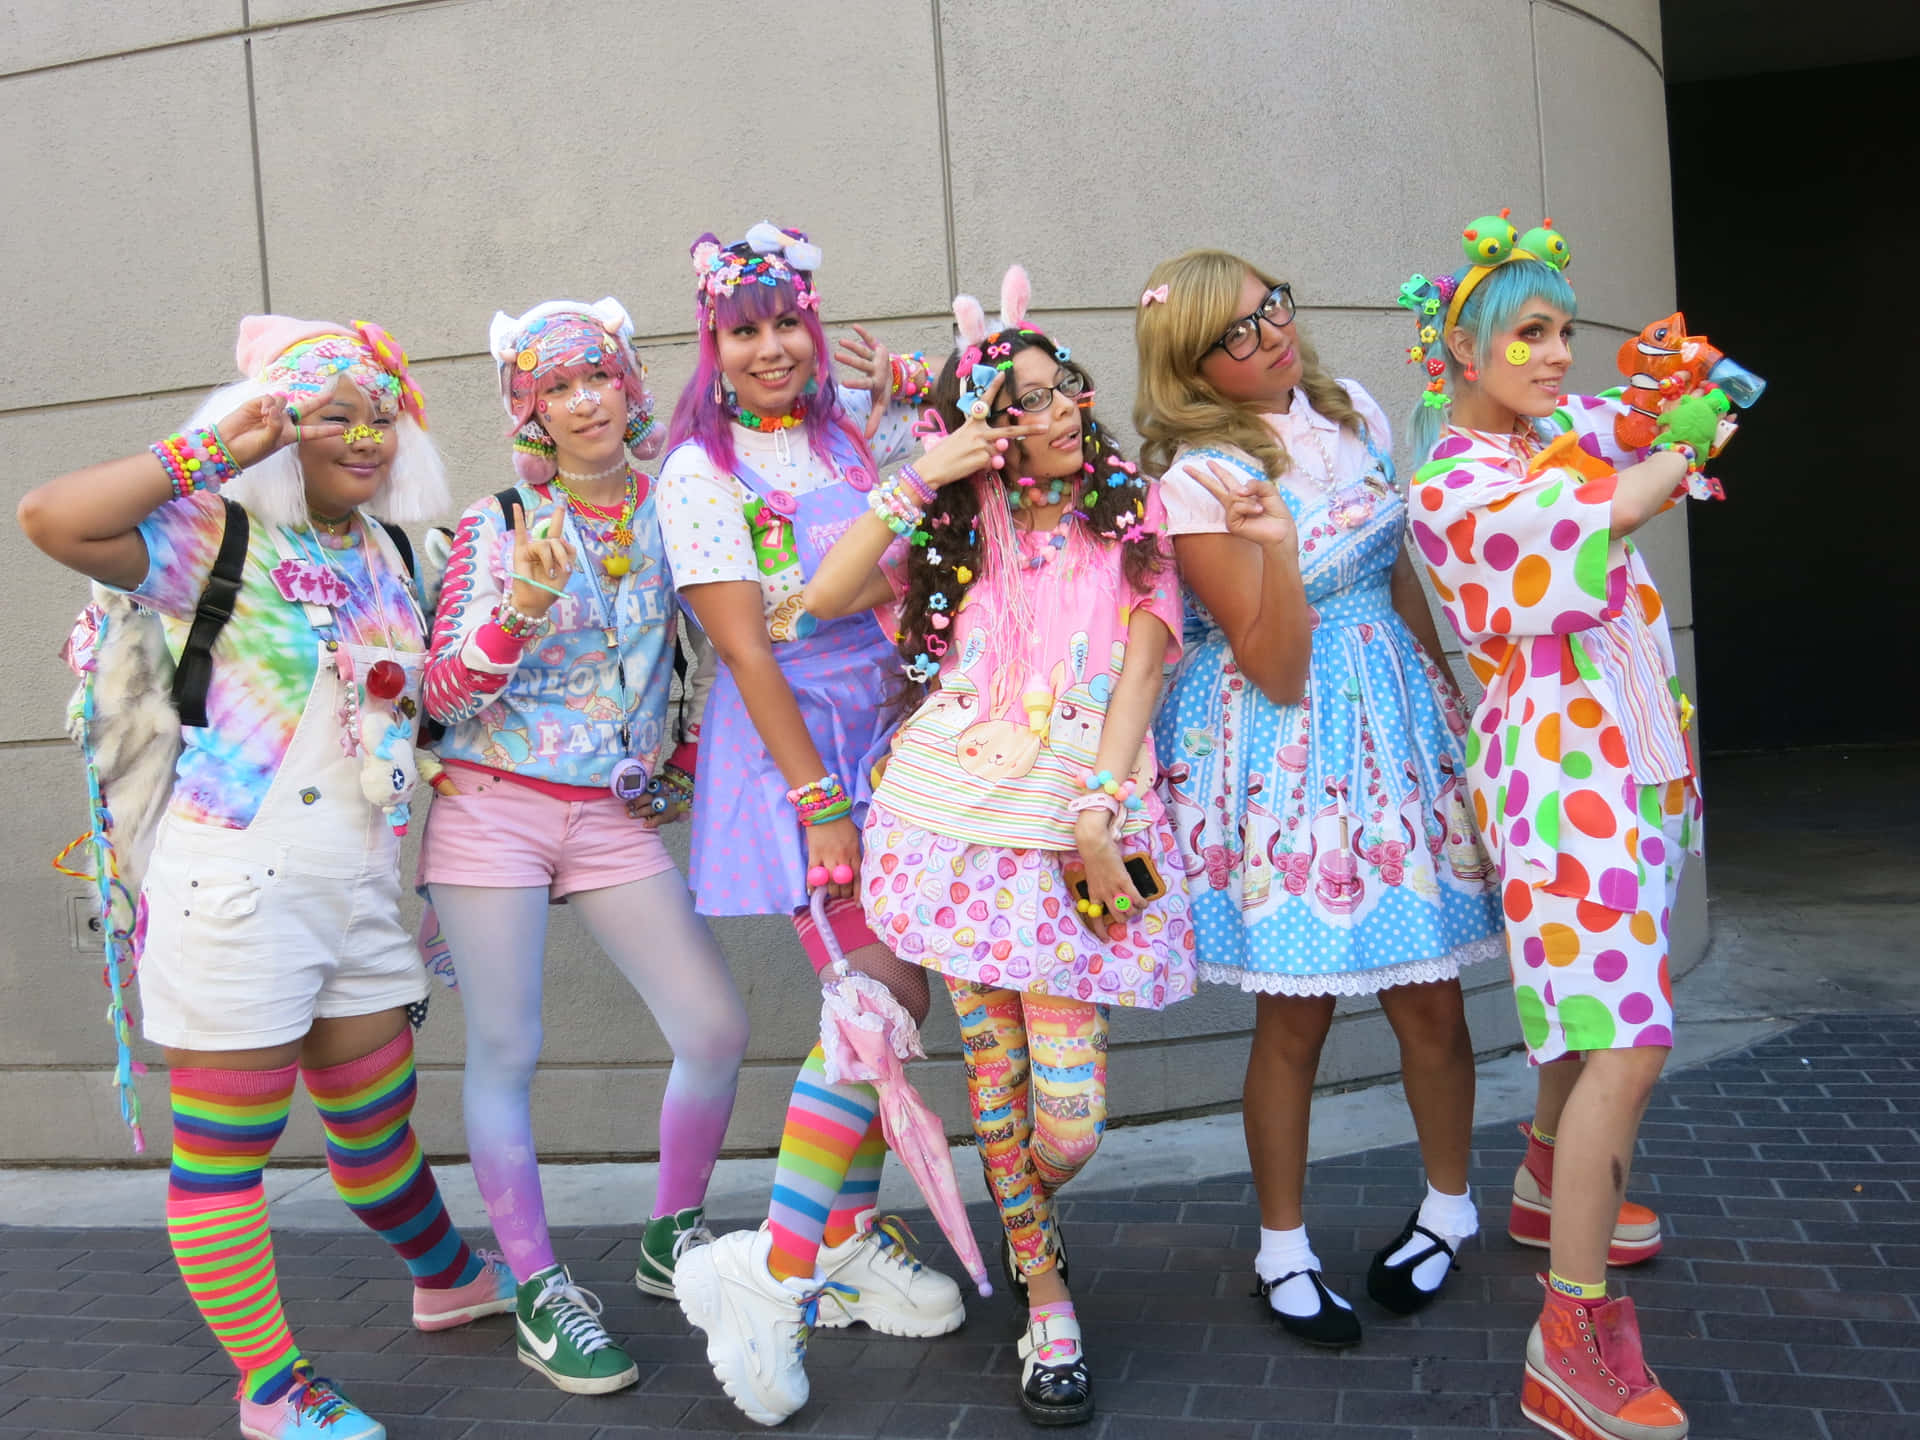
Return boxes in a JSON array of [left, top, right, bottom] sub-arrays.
[[1406, 259, 1578, 463]]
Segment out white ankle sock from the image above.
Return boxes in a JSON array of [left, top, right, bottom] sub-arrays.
[[1385, 1182, 1479, 1293], [1255, 1225, 1352, 1318]]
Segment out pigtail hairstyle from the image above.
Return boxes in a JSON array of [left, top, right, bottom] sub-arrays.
[[1133, 249, 1362, 480]]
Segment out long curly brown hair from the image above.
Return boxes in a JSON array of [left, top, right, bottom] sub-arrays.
[[891, 328, 1166, 707]]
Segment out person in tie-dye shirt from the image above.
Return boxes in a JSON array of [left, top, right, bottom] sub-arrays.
[[19, 315, 513, 1440]]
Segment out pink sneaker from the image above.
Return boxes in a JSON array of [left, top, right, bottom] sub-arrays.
[[238, 1366, 384, 1440], [413, 1252, 516, 1332]]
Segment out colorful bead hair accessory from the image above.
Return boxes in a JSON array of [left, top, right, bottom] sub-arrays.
[[691, 221, 822, 329], [237, 316, 428, 427], [1394, 209, 1572, 409]]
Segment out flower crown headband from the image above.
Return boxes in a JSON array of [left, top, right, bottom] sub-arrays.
[[1395, 208, 1572, 408], [691, 222, 822, 329]]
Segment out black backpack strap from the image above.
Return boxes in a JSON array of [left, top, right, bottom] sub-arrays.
[[171, 498, 250, 728], [376, 519, 415, 576], [496, 487, 524, 530]]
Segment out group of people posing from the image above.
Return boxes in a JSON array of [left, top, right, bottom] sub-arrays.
[[19, 211, 1720, 1440]]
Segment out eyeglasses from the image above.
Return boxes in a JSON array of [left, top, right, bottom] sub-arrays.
[[1209, 284, 1297, 361], [992, 370, 1088, 419]]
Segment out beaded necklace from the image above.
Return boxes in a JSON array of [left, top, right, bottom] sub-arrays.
[[732, 401, 806, 431], [549, 468, 639, 577], [1008, 484, 1079, 570], [1007, 476, 1070, 510], [556, 458, 629, 483]]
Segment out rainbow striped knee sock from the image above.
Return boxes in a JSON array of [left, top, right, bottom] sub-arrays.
[[303, 1028, 482, 1290]]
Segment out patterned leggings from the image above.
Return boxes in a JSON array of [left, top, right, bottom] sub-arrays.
[[949, 980, 1109, 1280]]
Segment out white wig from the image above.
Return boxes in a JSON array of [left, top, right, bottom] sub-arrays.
[[182, 378, 450, 531]]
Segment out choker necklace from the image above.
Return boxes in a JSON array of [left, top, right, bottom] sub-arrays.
[[310, 511, 353, 535], [556, 459, 630, 484], [733, 401, 806, 431]]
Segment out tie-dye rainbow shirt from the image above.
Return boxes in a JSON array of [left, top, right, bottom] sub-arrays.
[[131, 491, 423, 830]]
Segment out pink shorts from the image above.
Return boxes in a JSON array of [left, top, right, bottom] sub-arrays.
[[417, 768, 676, 900]]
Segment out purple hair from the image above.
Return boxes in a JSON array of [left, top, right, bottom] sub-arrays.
[[667, 235, 873, 479]]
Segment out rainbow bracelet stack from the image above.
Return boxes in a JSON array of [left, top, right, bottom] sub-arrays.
[[868, 466, 932, 544], [151, 425, 241, 500], [787, 773, 851, 827], [493, 598, 551, 641]]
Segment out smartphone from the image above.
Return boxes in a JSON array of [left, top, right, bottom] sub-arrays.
[[1064, 853, 1166, 907]]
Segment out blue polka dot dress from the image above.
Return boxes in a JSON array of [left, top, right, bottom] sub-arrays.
[[1152, 387, 1504, 995]]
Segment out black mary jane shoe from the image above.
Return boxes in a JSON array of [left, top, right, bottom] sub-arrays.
[[1365, 1209, 1460, 1316], [1000, 1225, 1071, 1313], [1017, 1309, 1095, 1426], [1254, 1269, 1362, 1348]]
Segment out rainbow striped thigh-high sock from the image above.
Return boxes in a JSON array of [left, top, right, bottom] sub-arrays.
[[302, 1028, 483, 1289], [164, 1061, 304, 1405]]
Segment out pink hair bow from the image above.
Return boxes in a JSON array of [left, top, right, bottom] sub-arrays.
[[1140, 284, 1169, 307], [352, 319, 428, 427]]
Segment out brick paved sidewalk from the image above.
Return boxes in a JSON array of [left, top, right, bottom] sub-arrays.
[[0, 1013, 1913, 1440]]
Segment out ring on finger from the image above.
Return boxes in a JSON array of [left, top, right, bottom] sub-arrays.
[[969, 401, 989, 420]]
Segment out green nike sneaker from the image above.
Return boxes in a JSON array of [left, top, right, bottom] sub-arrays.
[[635, 1207, 714, 1299], [515, 1265, 639, 1395]]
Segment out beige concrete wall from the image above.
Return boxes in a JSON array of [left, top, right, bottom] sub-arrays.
[[0, 0, 1691, 1164]]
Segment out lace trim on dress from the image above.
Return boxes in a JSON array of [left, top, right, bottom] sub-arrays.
[[1198, 934, 1506, 997]]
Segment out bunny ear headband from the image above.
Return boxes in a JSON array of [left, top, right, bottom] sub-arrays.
[[1395, 208, 1572, 410], [487, 297, 652, 422], [952, 265, 1076, 414], [237, 315, 428, 427], [690, 221, 824, 328]]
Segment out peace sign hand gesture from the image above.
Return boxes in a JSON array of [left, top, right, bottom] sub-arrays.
[[911, 371, 1048, 490], [1190, 459, 1298, 553], [214, 374, 348, 470]]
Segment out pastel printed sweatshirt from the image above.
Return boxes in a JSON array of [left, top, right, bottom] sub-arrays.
[[424, 482, 676, 791]]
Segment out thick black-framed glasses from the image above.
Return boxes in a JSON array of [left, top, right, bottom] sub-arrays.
[[992, 369, 1088, 419], [1209, 284, 1297, 361]]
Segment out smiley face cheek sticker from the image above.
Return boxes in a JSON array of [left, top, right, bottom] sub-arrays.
[[1506, 341, 1532, 366]]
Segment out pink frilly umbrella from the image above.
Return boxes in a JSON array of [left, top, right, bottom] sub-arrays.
[[811, 887, 992, 1296]]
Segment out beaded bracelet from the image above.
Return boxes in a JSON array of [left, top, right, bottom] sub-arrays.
[[786, 773, 850, 826], [493, 598, 552, 641], [890, 351, 931, 402], [151, 425, 242, 500], [1649, 439, 1701, 472], [895, 463, 936, 509], [867, 474, 928, 539]]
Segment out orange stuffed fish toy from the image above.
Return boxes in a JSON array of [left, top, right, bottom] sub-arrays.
[[1613, 311, 1767, 452]]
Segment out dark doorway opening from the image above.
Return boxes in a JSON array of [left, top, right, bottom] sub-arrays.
[[1666, 40, 1919, 752]]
